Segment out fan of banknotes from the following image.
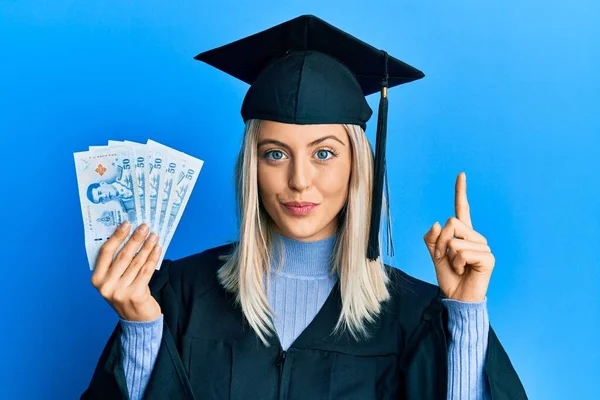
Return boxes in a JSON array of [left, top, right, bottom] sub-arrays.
[[74, 140, 204, 270]]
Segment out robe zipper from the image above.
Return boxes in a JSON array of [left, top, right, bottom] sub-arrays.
[[276, 349, 287, 398]]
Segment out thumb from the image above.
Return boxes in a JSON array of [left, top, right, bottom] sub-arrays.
[[423, 222, 442, 260]]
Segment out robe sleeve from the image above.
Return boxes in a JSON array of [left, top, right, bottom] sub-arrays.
[[400, 288, 528, 400], [80, 260, 196, 400]]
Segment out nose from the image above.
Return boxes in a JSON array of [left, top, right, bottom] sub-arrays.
[[288, 157, 311, 192]]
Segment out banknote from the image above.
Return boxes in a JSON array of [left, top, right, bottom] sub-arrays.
[[124, 140, 149, 224], [156, 153, 204, 269], [145, 143, 167, 233], [147, 140, 183, 238], [108, 141, 142, 226], [74, 147, 140, 270], [75, 139, 204, 270]]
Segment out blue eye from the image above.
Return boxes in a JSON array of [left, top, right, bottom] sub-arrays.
[[264, 150, 286, 161], [316, 150, 333, 160], [263, 148, 338, 163]]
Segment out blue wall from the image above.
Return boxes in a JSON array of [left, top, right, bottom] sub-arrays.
[[1, 1, 598, 398]]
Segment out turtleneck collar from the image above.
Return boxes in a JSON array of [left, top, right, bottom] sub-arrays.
[[270, 230, 338, 277]]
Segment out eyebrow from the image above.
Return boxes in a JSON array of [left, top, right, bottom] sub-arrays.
[[257, 135, 346, 149]]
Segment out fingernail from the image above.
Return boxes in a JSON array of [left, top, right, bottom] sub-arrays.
[[148, 232, 158, 242], [121, 221, 130, 231], [435, 249, 441, 259], [153, 245, 162, 254], [138, 224, 149, 234]]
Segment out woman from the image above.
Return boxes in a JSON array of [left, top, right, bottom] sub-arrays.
[[81, 15, 527, 400]]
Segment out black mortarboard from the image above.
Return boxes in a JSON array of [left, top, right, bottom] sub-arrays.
[[194, 14, 424, 261]]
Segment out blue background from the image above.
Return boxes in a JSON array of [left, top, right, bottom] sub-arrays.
[[1, 1, 598, 398]]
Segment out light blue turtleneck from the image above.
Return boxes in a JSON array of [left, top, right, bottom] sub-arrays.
[[265, 230, 339, 350], [118, 231, 491, 399]]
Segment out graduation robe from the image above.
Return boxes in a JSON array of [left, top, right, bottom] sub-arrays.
[[81, 243, 528, 399]]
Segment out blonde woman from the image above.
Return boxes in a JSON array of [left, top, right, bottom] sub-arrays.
[[82, 15, 527, 400]]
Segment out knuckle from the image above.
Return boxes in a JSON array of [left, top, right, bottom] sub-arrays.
[[145, 237, 157, 250], [142, 266, 154, 278], [112, 290, 127, 303], [129, 257, 142, 271], [136, 242, 149, 255], [129, 290, 146, 304], [448, 238, 457, 250], [98, 285, 112, 299], [149, 251, 160, 263], [90, 275, 101, 288], [146, 263, 156, 274], [98, 243, 112, 256], [114, 250, 128, 264]]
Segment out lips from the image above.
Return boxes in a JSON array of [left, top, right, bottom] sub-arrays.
[[281, 201, 319, 216], [282, 201, 318, 207]]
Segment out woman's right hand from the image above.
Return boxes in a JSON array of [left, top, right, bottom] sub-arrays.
[[91, 221, 163, 322]]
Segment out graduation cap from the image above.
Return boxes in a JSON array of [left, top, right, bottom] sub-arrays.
[[194, 14, 424, 261]]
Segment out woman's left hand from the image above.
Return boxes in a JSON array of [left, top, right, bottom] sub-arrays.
[[423, 172, 494, 303]]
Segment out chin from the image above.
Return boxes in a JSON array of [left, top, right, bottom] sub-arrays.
[[274, 215, 331, 242]]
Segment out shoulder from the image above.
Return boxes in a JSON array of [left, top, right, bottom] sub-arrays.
[[382, 264, 445, 327], [149, 241, 237, 299], [384, 264, 441, 303]]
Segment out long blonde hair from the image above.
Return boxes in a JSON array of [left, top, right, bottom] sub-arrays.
[[217, 118, 397, 346]]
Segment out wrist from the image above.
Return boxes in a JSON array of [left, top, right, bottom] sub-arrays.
[[119, 301, 162, 322]]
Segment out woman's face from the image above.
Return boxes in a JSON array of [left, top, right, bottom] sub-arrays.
[[257, 120, 352, 242]]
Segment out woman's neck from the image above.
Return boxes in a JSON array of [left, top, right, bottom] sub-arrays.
[[270, 230, 338, 277]]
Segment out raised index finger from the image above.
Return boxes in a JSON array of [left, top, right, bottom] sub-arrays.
[[454, 172, 472, 229]]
